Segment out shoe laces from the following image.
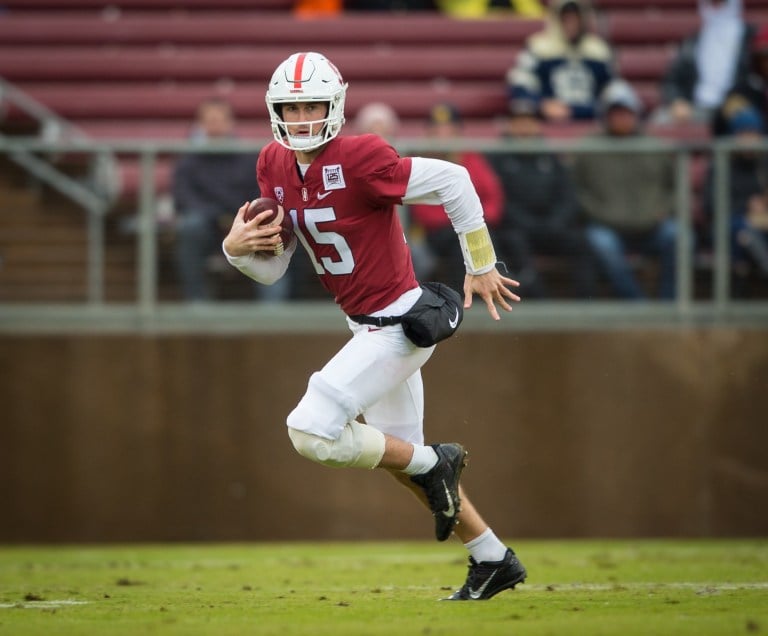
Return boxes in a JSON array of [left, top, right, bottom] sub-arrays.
[[422, 480, 444, 512], [461, 557, 486, 590], [412, 461, 447, 512]]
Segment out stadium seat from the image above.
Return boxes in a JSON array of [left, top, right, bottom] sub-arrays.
[[0, 0, 737, 302], [0, 0, 294, 10], [0, 6, 711, 195], [0, 46, 521, 83], [0, 12, 541, 46], [594, 0, 768, 8], [646, 122, 710, 142], [13, 81, 509, 120], [615, 47, 674, 82], [604, 10, 768, 45]]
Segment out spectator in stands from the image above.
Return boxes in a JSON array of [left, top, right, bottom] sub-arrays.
[[172, 98, 279, 301], [353, 101, 436, 281], [354, 102, 401, 140], [293, 0, 342, 17], [435, 0, 543, 18], [487, 97, 597, 298], [702, 105, 768, 290], [712, 24, 768, 137], [408, 103, 504, 291], [344, 0, 437, 9], [570, 79, 680, 300], [506, 0, 614, 123], [653, 0, 754, 128]]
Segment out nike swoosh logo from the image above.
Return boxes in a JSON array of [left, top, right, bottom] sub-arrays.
[[469, 570, 497, 600], [317, 191, 332, 200], [448, 308, 459, 329], [440, 480, 456, 518]]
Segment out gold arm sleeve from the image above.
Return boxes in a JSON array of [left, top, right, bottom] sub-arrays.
[[458, 224, 497, 275]]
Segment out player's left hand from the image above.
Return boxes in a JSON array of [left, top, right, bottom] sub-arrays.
[[463, 269, 521, 321]]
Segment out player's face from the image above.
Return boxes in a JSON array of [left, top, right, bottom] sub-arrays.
[[430, 121, 461, 140], [198, 103, 235, 139], [560, 7, 584, 43], [605, 106, 638, 136], [505, 114, 542, 138], [282, 102, 330, 140]]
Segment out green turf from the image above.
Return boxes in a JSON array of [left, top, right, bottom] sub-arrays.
[[0, 540, 766, 636]]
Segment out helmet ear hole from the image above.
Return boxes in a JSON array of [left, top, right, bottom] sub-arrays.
[[270, 104, 287, 139]]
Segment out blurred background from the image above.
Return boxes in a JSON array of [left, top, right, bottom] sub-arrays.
[[0, 0, 766, 543]]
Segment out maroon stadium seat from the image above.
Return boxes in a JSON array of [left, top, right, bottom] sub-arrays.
[[15, 80, 509, 120], [0, 0, 294, 10], [594, 0, 768, 8], [0, 2, 722, 202], [0, 46, 521, 83], [0, 12, 541, 46], [604, 10, 768, 45], [615, 47, 675, 82]]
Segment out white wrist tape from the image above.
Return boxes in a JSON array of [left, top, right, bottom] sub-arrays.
[[458, 224, 497, 275]]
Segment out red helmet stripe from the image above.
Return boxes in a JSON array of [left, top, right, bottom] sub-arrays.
[[292, 52, 307, 91]]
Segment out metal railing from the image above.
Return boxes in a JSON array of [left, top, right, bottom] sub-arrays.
[[0, 78, 119, 302], [1, 135, 767, 333]]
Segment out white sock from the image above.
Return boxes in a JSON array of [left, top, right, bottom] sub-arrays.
[[464, 528, 507, 563], [402, 444, 438, 475]]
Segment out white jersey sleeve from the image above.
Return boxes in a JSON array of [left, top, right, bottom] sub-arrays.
[[223, 237, 297, 285], [403, 157, 497, 275], [402, 156, 485, 233]]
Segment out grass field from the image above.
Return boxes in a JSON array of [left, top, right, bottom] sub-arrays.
[[1, 539, 766, 636]]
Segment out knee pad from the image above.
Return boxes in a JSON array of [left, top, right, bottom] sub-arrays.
[[287, 421, 385, 469]]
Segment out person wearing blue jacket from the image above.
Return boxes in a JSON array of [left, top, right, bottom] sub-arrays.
[[506, 0, 614, 122]]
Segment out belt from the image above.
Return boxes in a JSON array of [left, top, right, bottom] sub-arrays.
[[348, 314, 402, 327]]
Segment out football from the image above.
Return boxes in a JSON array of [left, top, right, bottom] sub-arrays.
[[244, 197, 294, 256]]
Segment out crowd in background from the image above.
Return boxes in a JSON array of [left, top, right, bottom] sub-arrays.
[[171, 0, 768, 302], [292, 0, 545, 17]]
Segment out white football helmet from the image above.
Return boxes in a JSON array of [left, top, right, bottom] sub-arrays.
[[265, 51, 348, 151]]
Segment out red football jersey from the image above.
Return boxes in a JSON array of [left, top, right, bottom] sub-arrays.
[[257, 134, 418, 316]]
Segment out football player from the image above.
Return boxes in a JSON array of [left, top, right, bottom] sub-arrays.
[[223, 51, 526, 601]]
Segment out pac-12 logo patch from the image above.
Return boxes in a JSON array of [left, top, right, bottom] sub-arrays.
[[273, 187, 285, 205], [322, 164, 346, 191]]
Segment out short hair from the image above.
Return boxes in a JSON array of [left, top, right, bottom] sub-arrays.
[[196, 97, 235, 119]]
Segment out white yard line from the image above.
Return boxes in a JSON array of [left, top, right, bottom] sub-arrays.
[[0, 599, 90, 609], [522, 582, 768, 592]]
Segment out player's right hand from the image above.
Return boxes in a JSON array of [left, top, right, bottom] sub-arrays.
[[223, 201, 283, 257]]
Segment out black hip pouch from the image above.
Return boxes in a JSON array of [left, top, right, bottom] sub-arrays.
[[349, 282, 464, 348]]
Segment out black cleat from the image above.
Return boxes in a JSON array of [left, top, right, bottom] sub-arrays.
[[443, 548, 527, 601], [409, 443, 467, 541]]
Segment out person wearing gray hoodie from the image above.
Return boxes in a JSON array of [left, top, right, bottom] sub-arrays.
[[570, 79, 680, 299]]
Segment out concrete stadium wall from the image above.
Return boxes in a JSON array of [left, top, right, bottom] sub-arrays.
[[1, 328, 766, 543]]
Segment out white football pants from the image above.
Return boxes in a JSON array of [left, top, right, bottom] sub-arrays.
[[286, 319, 435, 444]]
